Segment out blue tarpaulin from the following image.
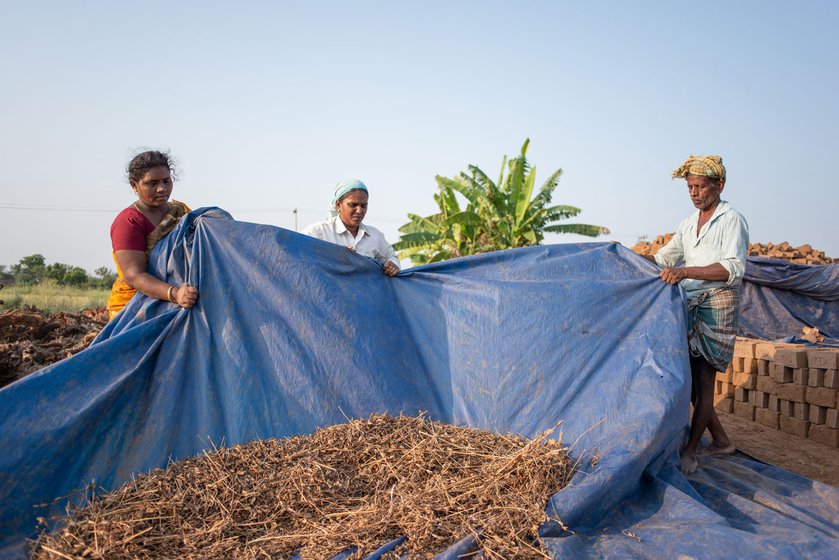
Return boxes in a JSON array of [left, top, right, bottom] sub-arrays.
[[1, 208, 837, 558], [741, 257, 839, 346]]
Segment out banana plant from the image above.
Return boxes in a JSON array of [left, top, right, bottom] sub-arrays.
[[396, 139, 609, 264]]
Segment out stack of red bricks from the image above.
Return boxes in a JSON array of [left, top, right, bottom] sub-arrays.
[[747, 242, 837, 264], [631, 236, 837, 264], [714, 338, 839, 447]]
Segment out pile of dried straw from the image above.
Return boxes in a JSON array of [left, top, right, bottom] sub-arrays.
[[33, 413, 575, 559]]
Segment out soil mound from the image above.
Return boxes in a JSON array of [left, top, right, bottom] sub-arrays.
[[0, 305, 107, 388]]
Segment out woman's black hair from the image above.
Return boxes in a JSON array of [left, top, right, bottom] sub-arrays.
[[127, 150, 179, 185]]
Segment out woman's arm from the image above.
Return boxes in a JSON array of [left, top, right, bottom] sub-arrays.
[[115, 250, 198, 307]]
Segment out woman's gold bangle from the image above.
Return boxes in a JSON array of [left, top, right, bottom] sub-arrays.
[[167, 285, 177, 304]]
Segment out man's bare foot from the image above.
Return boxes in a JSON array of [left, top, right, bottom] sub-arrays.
[[698, 442, 736, 456], [680, 449, 699, 475]]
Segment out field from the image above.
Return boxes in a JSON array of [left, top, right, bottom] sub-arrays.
[[0, 281, 109, 314]]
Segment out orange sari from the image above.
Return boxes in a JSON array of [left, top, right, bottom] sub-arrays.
[[107, 201, 191, 319]]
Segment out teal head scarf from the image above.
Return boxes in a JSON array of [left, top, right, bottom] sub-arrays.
[[330, 179, 369, 217]]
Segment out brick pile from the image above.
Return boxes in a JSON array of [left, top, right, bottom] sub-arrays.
[[631, 234, 674, 257], [747, 242, 836, 264], [714, 338, 839, 447], [632, 235, 837, 264]]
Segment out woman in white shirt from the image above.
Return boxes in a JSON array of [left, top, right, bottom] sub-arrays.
[[302, 180, 400, 276]]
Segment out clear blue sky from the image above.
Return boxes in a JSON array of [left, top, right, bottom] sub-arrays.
[[1, 1, 837, 273]]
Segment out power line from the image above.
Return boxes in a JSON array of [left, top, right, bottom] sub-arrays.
[[0, 203, 410, 224], [0, 204, 115, 213], [0, 203, 307, 213], [0, 204, 619, 230]]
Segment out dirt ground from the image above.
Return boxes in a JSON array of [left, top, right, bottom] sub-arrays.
[[717, 410, 839, 486]]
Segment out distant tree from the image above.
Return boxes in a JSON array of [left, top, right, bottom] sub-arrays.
[[63, 267, 89, 287], [0, 265, 13, 284], [395, 139, 609, 264], [42, 262, 91, 286], [45, 262, 70, 283], [18, 254, 46, 269], [93, 267, 117, 288], [12, 254, 46, 284]]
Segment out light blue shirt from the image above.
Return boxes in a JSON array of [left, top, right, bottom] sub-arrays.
[[654, 200, 749, 298]]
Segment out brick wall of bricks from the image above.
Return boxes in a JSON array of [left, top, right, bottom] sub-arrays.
[[714, 338, 839, 448]]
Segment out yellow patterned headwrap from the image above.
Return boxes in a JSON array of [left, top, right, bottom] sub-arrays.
[[671, 155, 726, 182]]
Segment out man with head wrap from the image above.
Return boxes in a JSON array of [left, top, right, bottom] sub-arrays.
[[302, 179, 400, 276], [645, 155, 749, 474]]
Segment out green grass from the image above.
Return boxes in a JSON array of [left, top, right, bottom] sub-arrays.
[[0, 281, 109, 314]]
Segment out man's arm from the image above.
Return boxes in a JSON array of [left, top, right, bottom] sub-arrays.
[[660, 263, 729, 285], [716, 212, 749, 285], [653, 230, 684, 269]]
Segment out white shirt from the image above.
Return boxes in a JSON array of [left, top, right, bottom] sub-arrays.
[[302, 216, 400, 269], [654, 200, 749, 298]]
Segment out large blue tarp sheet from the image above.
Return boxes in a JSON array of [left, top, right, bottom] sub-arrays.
[[741, 257, 839, 346], [1, 209, 837, 558]]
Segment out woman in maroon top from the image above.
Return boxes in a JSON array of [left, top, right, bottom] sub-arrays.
[[107, 150, 198, 319]]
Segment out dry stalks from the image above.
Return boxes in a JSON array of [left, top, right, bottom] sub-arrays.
[[32, 413, 574, 559]]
